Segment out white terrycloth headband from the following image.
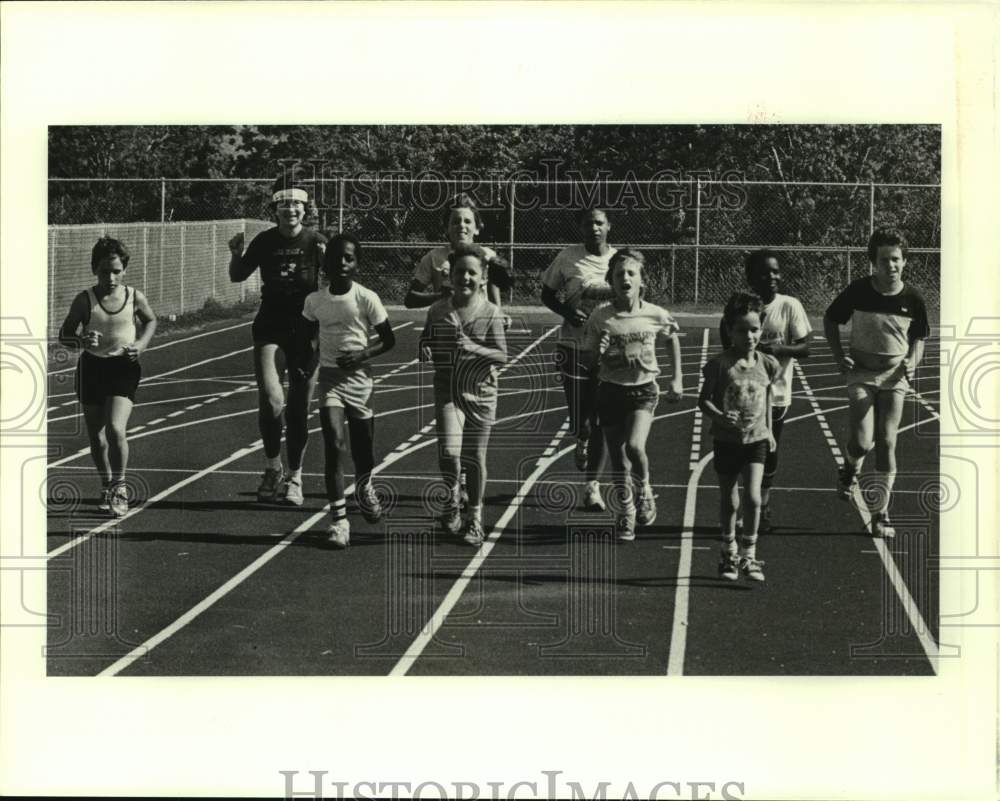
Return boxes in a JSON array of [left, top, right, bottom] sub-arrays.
[[272, 187, 309, 203]]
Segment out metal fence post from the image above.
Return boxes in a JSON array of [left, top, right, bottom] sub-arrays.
[[670, 246, 676, 303], [694, 179, 701, 305], [179, 224, 185, 314], [338, 178, 345, 233], [869, 182, 875, 236], [160, 178, 166, 224], [212, 222, 217, 299], [240, 219, 246, 303], [49, 228, 57, 336], [142, 226, 149, 296], [845, 247, 850, 285], [508, 179, 516, 301]]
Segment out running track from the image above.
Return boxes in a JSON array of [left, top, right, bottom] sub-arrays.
[[46, 310, 940, 675]]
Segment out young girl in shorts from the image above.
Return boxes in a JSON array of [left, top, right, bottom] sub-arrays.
[[404, 193, 513, 507], [583, 249, 682, 541], [699, 292, 781, 582], [419, 244, 508, 546], [58, 237, 158, 516], [300, 234, 395, 548]]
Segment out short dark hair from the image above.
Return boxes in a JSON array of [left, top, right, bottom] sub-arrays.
[[722, 291, 763, 326], [447, 243, 490, 274], [445, 192, 484, 231], [91, 237, 130, 272], [327, 232, 361, 258], [867, 228, 908, 262], [577, 207, 610, 226], [744, 249, 779, 280]]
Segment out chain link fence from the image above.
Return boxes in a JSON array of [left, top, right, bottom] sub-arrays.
[[48, 178, 940, 337]]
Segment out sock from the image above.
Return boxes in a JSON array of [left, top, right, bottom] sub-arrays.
[[288, 468, 303, 483], [467, 504, 483, 523], [721, 529, 737, 558], [266, 455, 282, 472], [844, 450, 865, 474], [331, 498, 347, 522], [870, 471, 896, 517], [739, 532, 758, 561]]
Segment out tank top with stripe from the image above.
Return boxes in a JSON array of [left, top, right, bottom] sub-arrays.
[[83, 287, 136, 357]]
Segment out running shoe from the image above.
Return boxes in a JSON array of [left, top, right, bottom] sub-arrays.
[[739, 556, 766, 582], [718, 551, 740, 582], [635, 484, 657, 527], [837, 465, 858, 501], [279, 476, 304, 507], [870, 513, 896, 539], [327, 518, 350, 548], [257, 467, 283, 502], [582, 480, 606, 512], [439, 505, 462, 535], [109, 484, 129, 518], [574, 437, 589, 471], [357, 482, 383, 523], [98, 487, 111, 513], [616, 511, 636, 542], [462, 517, 485, 547]]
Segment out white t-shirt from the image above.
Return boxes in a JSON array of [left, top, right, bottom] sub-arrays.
[[759, 293, 812, 407], [301, 283, 388, 369], [413, 244, 497, 293], [541, 244, 617, 345]]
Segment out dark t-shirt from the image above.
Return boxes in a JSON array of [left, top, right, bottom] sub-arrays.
[[243, 227, 327, 316], [825, 277, 930, 357]]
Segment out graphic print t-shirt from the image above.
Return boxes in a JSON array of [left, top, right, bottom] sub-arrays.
[[541, 244, 617, 345], [583, 302, 680, 386], [702, 351, 781, 444], [421, 297, 507, 403], [243, 227, 327, 315], [825, 277, 930, 370]]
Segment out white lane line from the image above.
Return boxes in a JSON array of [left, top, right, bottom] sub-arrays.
[[793, 361, 939, 670], [667, 327, 711, 677], [47, 321, 254, 375], [390, 439, 575, 677], [48, 386, 257, 467], [95, 401, 570, 676], [96, 437, 437, 677], [48, 389, 253, 422]]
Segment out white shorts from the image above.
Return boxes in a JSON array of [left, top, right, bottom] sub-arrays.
[[318, 365, 374, 419]]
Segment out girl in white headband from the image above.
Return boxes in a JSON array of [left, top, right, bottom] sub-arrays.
[[228, 173, 327, 506]]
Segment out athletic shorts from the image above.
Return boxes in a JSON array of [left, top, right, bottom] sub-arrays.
[[846, 361, 909, 396], [75, 351, 141, 405], [596, 380, 659, 427], [318, 365, 373, 419], [434, 379, 497, 427], [712, 438, 769, 475], [252, 306, 307, 352], [553, 341, 592, 383]]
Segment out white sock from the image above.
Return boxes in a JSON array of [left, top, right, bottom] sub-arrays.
[[288, 468, 302, 483], [871, 471, 896, 517], [468, 504, 483, 523]]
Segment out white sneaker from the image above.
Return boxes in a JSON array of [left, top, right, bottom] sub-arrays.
[[98, 487, 111, 513], [357, 482, 383, 523], [109, 484, 129, 518], [462, 517, 485, 546], [582, 480, 605, 511], [635, 484, 657, 527], [280, 476, 304, 506], [327, 518, 350, 548]]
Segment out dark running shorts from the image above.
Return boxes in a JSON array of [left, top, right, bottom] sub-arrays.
[[75, 351, 141, 405], [712, 439, 770, 475], [252, 308, 302, 351], [597, 380, 659, 427]]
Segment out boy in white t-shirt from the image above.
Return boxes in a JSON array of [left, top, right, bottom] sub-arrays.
[[299, 234, 396, 548], [720, 250, 811, 532]]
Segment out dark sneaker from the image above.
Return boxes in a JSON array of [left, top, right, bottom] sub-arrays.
[[257, 468, 283, 502]]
